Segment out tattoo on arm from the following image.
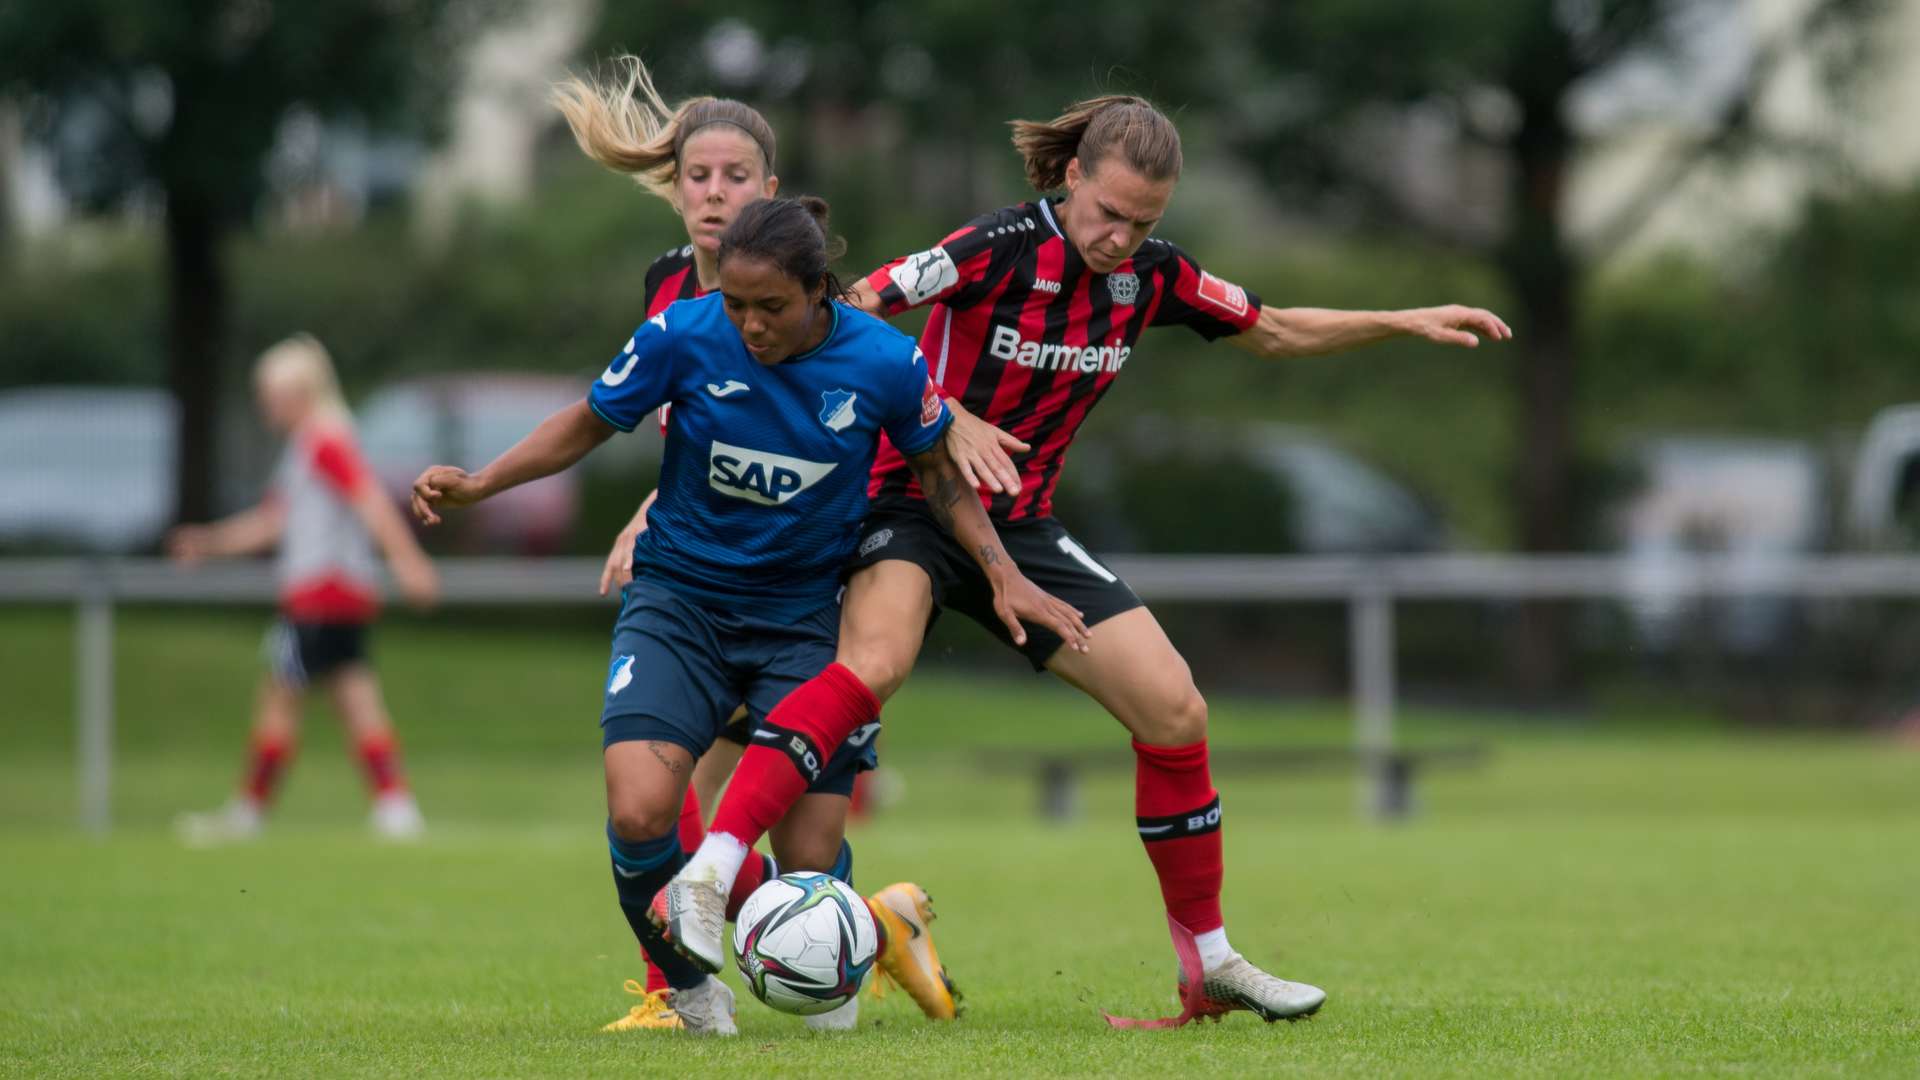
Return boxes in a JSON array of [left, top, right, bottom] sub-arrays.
[[977, 544, 1000, 566], [923, 466, 966, 533], [644, 741, 687, 776]]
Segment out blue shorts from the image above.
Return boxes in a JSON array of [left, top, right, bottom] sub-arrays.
[[599, 580, 879, 797]]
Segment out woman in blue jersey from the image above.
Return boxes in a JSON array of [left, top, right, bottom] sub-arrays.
[[554, 59, 975, 1031], [410, 195, 1088, 1036]]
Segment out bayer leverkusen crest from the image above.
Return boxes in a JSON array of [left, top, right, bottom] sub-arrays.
[[1107, 272, 1139, 306]]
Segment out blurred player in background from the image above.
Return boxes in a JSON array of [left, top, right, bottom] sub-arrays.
[[663, 94, 1510, 1026], [409, 193, 1086, 1035], [171, 334, 439, 845], [556, 58, 970, 1032]]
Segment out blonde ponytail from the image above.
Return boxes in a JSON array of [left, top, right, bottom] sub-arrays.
[[552, 55, 778, 204]]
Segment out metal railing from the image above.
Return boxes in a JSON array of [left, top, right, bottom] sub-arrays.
[[9, 554, 1920, 830]]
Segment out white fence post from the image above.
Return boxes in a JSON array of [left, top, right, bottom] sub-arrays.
[[75, 579, 114, 834], [1350, 585, 1397, 820]]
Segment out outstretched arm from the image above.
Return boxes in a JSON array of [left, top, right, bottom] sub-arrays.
[[903, 434, 1090, 653], [349, 486, 439, 609], [411, 400, 614, 525], [1226, 304, 1512, 360], [167, 501, 287, 563]]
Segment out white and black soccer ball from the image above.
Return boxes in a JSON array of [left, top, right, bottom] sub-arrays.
[[732, 872, 878, 1015]]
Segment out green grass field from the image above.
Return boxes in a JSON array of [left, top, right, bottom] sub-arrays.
[[2, 607, 1917, 1077]]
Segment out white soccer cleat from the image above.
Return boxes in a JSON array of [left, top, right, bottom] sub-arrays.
[[669, 976, 738, 1036], [802, 996, 859, 1032], [1180, 954, 1326, 1022], [649, 867, 729, 974], [370, 792, 426, 841], [175, 799, 264, 847]]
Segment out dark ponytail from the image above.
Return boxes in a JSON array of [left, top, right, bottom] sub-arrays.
[[1010, 94, 1182, 192], [717, 196, 848, 303]]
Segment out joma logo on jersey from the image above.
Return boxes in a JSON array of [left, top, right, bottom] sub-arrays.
[[988, 324, 1130, 374], [708, 440, 837, 506]]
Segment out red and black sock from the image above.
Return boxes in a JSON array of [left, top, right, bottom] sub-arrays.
[[1132, 738, 1224, 935], [707, 663, 878, 849], [242, 731, 296, 806], [353, 731, 407, 797]]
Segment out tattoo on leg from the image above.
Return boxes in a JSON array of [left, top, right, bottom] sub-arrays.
[[644, 741, 687, 776]]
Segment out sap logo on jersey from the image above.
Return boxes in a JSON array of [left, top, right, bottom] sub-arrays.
[[708, 440, 837, 506], [988, 324, 1130, 374]]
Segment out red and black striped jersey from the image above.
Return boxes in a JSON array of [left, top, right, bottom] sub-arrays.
[[644, 243, 707, 317], [644, 244, 709, 434], [863, 198, 1261, 521]]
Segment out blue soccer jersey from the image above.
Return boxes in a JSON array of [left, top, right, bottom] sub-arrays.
[[588, 293, 953, 618]]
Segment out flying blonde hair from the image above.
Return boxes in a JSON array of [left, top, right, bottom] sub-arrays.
[[551, 55, 776, 204]]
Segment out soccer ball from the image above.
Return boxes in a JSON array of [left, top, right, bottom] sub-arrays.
[[732, 872, 878, 1015]]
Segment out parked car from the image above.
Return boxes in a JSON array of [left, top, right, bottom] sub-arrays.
[[0, 386, 177, 553], [0, 375, 656, 556], [356, 374, 594, 554], [1049, 418, 1449, 556]]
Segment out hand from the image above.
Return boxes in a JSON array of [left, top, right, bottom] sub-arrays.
[[410, 465, 485, 525], [167, 525, 213, 565], [598, 527, 641, 597], [1403, 305, 1512, 349], [989, 570, 1092, 653], [947, 407, 1029, 496], [392, 552, 440, 611]]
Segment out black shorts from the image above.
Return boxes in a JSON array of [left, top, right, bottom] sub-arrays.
[[264, 619, 368, 689], [847, 501, 1142, 670]]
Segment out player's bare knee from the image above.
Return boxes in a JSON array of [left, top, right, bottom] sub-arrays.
[[606, 799, 676, 843], [835, 643, 912, 702], [1138, 683, 1208, 745]]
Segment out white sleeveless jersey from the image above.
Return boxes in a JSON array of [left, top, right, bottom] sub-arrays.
[[270, 421, 381, 622]]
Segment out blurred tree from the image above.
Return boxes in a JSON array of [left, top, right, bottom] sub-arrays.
[[1218, 0, 1887, 688], [0, 0, 499, 523], [580, 2, 1888, 689]]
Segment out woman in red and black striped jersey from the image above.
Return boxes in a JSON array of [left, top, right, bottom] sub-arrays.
[[670, 95, 1509, 1026], [555, 58, 962, 1032]]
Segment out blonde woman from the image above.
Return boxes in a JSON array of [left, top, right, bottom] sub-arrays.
[[172, 335, 438, 843]]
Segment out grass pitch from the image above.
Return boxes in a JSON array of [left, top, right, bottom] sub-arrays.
[[2, 608, 1916, 1077]]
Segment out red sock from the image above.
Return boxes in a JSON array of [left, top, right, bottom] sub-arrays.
[[726, 851, 772, 921], [676, 787, 706, 850], [242, 732, 296, 805], [1133, 738, 1224, 934], [642, 960, 669, 993], [707, 663, 879, 849], [354, 731, 407, 796]]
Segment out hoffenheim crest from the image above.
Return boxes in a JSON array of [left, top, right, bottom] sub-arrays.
[[819, 389, 858, 433], [1108, 272, 1140, 306]]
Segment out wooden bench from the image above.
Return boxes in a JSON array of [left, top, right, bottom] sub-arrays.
[[980, 744, 1490, 822]]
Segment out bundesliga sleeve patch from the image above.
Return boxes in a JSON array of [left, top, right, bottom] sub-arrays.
[[919, 377, 943, 427], [889, 246, 960, 306], [1196, 272, 1250, 319]]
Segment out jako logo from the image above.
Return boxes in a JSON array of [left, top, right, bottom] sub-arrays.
[[988, 324, 1130, 374], [708, 440, 837, 505], [1034, 278, 1062, 294]]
